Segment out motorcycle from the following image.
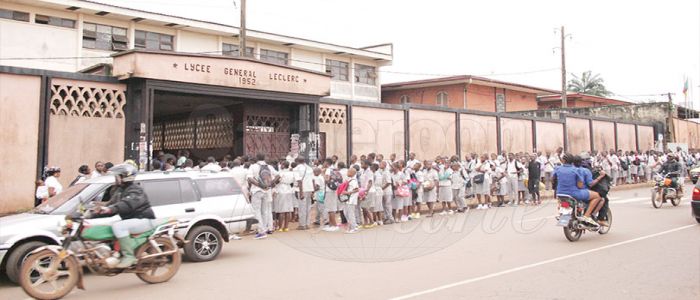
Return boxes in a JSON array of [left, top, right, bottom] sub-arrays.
[[556, 194, 612, 242], [18, 209, 183, 300], [651, 171, 682, 208]]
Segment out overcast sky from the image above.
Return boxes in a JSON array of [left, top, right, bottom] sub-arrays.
[[96, 0, 700, 107]]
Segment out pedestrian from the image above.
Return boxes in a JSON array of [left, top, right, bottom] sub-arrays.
[[91, 161, 106, 178], [201, 156, 222, 172], [247, 153, 278, 239], [44, 166, 63, 197], [35, 180, 48, 206], [70, 165, 91, 186], [312, 167, 327, 227], [450, 162, 467, 212], [371, 162, 386, 224], [274, 161, 295, 232], [527, 154, 541, 205], [505, 153, 522, 206], [340, 167, 360, 234], [390, 162, 408, 222], [322, 158, 341, 232], [422, 161, 439, 216], [517, 156, 529, 204], [474, 154, 492, 209], [381, 161, 394, 223], [437, 159, 454, 215], [493, 163, 508, 207], [359, 160, 375, 228], [294, 157, 314, 230]]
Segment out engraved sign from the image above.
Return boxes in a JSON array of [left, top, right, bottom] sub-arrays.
[[112, 51, 331, 96]]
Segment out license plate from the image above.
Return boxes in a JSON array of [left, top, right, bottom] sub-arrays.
[[557, 214, 571, 226]]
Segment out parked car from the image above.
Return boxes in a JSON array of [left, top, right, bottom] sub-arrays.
[[689, 166, 699, 184], [692, 180, 700, 224], [0, 171, 255, 284]]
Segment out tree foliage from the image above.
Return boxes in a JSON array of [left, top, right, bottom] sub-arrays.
[[567, 71, 612, 97]]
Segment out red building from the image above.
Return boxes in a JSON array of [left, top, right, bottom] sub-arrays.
[[537, 93, 631, 109], [381, 75, 557, 112]]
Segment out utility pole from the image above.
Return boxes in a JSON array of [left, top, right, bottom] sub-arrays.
[[667, 92, 675, 145], [560, 26, 567, 108], [239, 0, 247, 57]]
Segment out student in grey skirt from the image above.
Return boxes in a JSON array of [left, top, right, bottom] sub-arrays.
[[422, 162, 439, 216], [274, 161, 295, 232]]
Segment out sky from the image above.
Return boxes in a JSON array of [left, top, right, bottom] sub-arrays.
[[94, 0, 700, 107]]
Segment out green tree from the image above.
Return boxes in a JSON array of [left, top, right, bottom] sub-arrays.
[[567, 71, 612, 97]]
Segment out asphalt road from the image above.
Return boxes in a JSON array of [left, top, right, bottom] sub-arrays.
[[1, 183, 698, 300]]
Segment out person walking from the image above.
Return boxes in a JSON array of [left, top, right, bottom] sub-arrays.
[[247, 153, 279, 239], [294, 157, 314, 230], [527, 154, 541, 205]]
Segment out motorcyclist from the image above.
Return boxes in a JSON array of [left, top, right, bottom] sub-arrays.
[[95, 162, 156, 268], [553, 153, 603, 226], [573, 154, 610, 226], [659, 153, 683, 196]]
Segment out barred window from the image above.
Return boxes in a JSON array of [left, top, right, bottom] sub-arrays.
[[135, 30, 174, 51], [325, 59, 348, 81], [83, 22, 127, 51], [222, 43, 254, 57], [260, 49, 288, 65], [400, 95, 410, 104], [354, 64, 376, 85], [0, 8, 29, 22], [437, 91, 448, 107], [35, 14, 75, 28]]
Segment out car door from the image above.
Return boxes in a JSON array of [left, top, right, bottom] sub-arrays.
[[137, 179, 194, 224], [194, 177, 252, 233]]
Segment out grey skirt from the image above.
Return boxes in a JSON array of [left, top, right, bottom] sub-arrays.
[[438, 186, 453, 202], [274, 193, 295, 213]]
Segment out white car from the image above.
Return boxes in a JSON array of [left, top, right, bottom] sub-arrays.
[[0, 171, 255, 284]]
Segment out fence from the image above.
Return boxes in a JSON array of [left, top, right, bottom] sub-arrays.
[[673, 118, 700, 149], [320, 100, 657, 161]]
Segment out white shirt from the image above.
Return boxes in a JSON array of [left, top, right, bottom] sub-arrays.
[[438, 167, 453, 187], [45, 176, 63, 195], [450, 168, 465, 189], [360, 169, 374, 189], [201, 163, 222, 172], [312, 175, 325, 193], [36, 186, 49, 199], [90, 170, 102, 179], [275, 170, 295, 194], [247, 161, 278, 194], [347, 178, 359, 205], [407, 159, 420, 169], [293, 164, 314, 192], [230, 166, 248, 187]]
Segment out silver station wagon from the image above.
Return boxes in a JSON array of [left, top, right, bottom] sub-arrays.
[[0, 171, 255, 284]]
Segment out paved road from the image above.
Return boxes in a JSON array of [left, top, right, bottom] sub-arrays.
[[2, 184, 698, 300]]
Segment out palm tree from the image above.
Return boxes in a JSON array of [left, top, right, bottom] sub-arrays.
[[567, 71, 612, 97]]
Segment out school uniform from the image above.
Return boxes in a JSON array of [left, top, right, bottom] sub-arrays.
[[474, 161, 492, 196], [382, 168, 394, 221], [372, 170, 385, 213], [391, 171, 407, 210], [450, 168, 466, 209], [438, 166, 453, 202], [414, 169, 425, 203], [312, 175, 327, 224], [423, 168, 438, 202], [324, 167, 340, 213], [360, 169, 374, 210], [343, 178, 360, 231], [274, 170, 295, 213]]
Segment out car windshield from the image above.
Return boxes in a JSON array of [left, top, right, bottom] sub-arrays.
[[33, 183, 107, 215]]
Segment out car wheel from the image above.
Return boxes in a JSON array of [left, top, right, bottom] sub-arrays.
[[183, 225, 223, 262], [5, 241, 47, 284]]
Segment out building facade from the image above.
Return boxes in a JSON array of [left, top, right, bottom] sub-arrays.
[[381, 75, 556, 112]]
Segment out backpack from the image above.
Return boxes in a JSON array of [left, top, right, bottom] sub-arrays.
[[258, 164, 274, 189], [327, 169, 343, 191], [336, 179, 351, 202], [620, 160, 629, 171], [408, 173, 418, 190]]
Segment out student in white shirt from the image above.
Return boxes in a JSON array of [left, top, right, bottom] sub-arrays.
[[247, 154, 278, 240], [372, 163, 386, 224], [44, 167, 63, 197], [312, 167, 327, 228], [294, 157, 315, 230], [450, 162, 467, 212], [422, 161, 439, 216], [380, 161, 395, 223], [274, 161, 295, 232], [322, 158, 341, 232], [201, 156, 222, 172], [341, 167, 360, 233], [437, 160, 454, 215], [90, 161, 106, 179], [359, 160, 376, 228]]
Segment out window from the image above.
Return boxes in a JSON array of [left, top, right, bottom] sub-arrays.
[[135, 30, 174, 51], [35, 14, 75, 28], [260, 49, 288, 65], [400, 95, 410, 104], [0, 8, 29, 22], [325, 59, 349, 81], [355, 64, 376, 85], [83, 22, 128, 51], [222, 43, 254, 57], [138, 180, 183, 206], [195, 178, 242, 198], [437, 91, 448, 107]]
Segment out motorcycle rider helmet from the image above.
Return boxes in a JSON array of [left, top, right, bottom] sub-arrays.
[[108, 163, 137, 182]]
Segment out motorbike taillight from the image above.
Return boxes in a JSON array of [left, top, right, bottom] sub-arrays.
[[560, 201, 570, 208]]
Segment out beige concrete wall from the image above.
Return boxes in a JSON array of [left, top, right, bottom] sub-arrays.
[[0, 73, 41, 213], [409, 109, 456, 160], [616, 123, 637, 151], [459, 114, 498, 155], [592, 120, 616, 151], [0, 18, 78, 72], [638, 125, 655, 151], [48, 116, 124, 188], [177, 30, 219, 53], [351, 106, 404, 157], [319, 104, 347, 161], [536, 121, 563, 153], [675, 119, 700, 149], [501, 118, 533, 153], [566, 117, 591, 154]]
